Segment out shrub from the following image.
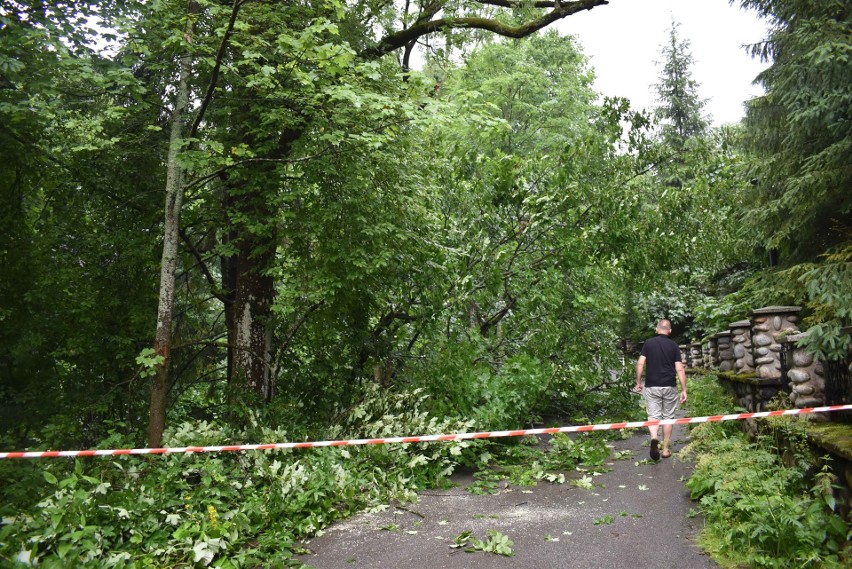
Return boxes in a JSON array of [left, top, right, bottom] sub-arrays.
[[682, 375, 850, 567], [0, 388, 471, 567]]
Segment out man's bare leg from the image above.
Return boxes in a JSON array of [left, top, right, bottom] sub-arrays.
[[661, 424, 673, 457], [648, 424, 659, 440]]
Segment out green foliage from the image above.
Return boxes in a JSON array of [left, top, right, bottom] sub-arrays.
[[407, 343, 552, 430], [450, 529, 514, 556], [683, 409, 850, 568], [684, 375, 741, 417], [467, 470, 504, 496], [792, 245, 852, 360], [679, 375, 745, 446], [653, 19, 709, 150], [464, 431, 612, 497], [620, 122, 755, 343], [738, 0, 852, 262], [547, 366, 644, 425], [0, 388, 470, 566], [135, 348, 165, 379], [705, 243, 851, 360]]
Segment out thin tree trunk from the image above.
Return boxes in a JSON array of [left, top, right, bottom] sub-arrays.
[[147, 14, 195, 448]]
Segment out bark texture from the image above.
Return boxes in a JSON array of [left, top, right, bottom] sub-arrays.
[[147, 16, 194, 447]]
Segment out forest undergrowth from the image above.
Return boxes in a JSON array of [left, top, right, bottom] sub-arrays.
[[0, 368, 642, 568], [682, 376, 851, 569]]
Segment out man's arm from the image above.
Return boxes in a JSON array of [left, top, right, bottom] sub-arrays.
[[675, 361, 688, 403], [635, 355, 646, 392]]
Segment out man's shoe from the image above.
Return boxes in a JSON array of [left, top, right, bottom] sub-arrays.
[[650, 438, 660, 461]]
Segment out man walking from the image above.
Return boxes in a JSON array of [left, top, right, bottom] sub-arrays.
[[634, 319, 688, 460]]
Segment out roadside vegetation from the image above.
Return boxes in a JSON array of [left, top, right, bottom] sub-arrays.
[[683, 377, 851, 568]]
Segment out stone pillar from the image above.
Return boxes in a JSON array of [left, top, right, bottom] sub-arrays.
[[703, 340, 712, 369], [717, 331, 734, 372], [622, 338, 640, 356], [709, 335, 720, 369], [730, 320, 755, 374], [751, 306, 801, 381], [689, 342, 704, 368], [678, 345, 688, 367], [783, 331, 826, 409]]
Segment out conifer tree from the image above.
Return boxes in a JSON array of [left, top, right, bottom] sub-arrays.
[[653, 20, 709, 151]]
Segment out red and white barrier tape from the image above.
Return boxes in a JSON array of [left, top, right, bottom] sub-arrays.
[[2, 404, 850, 460]]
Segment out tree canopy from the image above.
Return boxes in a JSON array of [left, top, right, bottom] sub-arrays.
[[1, 0, 850, 564]]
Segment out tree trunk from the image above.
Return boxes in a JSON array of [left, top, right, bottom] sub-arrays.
[[221, 189, 238, 384], [147, 7, 196, 448], [232, 218, 276, 400], [225, 127, 303, 398]]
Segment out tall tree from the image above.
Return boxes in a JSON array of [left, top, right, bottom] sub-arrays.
[[147, 0, 201, 448], [134, 0, 612, 443], [653, 19, 709, 152], [734, 0, 851, 358], [1, 0, 163, 445], [738, 0, 851, 261], [407, 32, 656, 425], [623, 19, 751, 340]]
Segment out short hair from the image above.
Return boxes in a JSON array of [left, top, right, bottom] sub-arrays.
[[656, 319, 672, 330]]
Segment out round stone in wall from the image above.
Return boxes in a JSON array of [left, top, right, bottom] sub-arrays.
[[753, 333, 773, 347], [794, 384, 814, 396], [757, 365, 777, 379], [792, 350, 813, 367], [788, 369, 811, 384]]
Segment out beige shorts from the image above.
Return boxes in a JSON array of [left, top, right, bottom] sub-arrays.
[[644, 386, 679, 420]]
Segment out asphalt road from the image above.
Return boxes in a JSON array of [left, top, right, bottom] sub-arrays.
[[296, 422, 718, 569]]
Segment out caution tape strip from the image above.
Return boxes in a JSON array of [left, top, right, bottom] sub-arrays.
[[2, 404, 850, 460]]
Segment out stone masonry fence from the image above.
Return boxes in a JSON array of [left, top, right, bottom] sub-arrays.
[[663, 306, 851, 415], [657, 306, 852, 522]]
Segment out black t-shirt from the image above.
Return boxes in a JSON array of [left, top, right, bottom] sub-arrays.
[[641, 334, 682, 387]]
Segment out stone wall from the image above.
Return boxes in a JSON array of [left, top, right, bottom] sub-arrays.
[[689, 342, 704, 369], [716, 372, 783, 413], [716, 331, 734, 372], [730, 320, 754, 374], [630, 305, 843, 413], [751, 306, 801, 381], [708, 335, 720, 368], [782, 331, 826, 410]]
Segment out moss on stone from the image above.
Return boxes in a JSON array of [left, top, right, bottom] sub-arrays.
[[805, 422, 852, 461], [716, 371, 773, 385]]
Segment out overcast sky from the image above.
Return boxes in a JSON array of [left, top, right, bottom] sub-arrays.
[[558, 0, 772, 126]]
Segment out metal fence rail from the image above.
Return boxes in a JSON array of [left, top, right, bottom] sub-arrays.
[[825, 358, 852, 423]]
